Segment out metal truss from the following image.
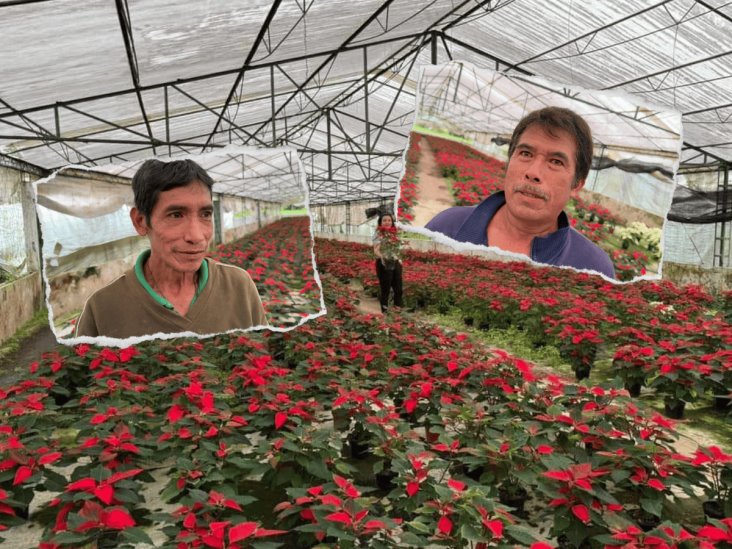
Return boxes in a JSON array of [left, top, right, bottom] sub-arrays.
[[1, 0, 730, 207]]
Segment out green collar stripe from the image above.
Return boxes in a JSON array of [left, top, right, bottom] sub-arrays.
[[135, 250, 208, 310]]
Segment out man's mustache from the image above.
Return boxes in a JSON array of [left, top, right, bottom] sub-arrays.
[[514, 184, 548, 201]]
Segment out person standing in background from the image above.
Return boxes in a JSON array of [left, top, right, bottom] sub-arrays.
[[372, 212, 403, 314]]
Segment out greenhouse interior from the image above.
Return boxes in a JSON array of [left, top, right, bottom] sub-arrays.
[[0, 1, 731, 547]]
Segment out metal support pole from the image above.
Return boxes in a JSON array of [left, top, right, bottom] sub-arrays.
[[326, 109, 333, 180], [718, 163, 729, 267], [54, 106, 60, 137], [345, 201, 351, 235], [213, 193, 223, 246], [270, 65, 277, 145], [20, 172, 41, 273], [256, 201, 262, 229], [363, 47, 371, 179], [164, 85, 171, 156], [431, 31, 438, 64]]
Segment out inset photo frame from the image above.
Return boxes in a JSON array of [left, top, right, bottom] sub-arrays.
[[398, 62, 683, 281], [35, 146, 324, 345]]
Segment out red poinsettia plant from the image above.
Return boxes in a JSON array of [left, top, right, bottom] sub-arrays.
[[376, 225, 402, 263]]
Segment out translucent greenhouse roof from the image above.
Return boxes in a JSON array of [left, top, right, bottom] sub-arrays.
[[417, 63, 684, 162], [0, 0, 730, 205], [90, 148, 305, 204]]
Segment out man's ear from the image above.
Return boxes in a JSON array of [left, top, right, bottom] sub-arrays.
[[130, 207, 149, 236], [571, 178, 586, 194]]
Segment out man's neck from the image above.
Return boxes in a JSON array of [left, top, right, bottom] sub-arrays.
[[487, 206, 559, 256], [145, 255, 201, 316]]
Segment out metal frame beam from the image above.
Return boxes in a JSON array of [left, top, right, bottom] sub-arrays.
[[204, 0, 283, 149], [243, 0, 397, 147], [114, 0, 157, 154]]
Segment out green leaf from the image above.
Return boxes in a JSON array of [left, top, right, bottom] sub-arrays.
[[114, 487, 143, 504], [407, 519, 432, 534], [335, 461, 356, 475], [554, 508, 570, 533], [296, 523, 325, 533], [52, 531, 92, 544], [159, 480, 183, 503], [505, 523, 539, 545], [121, 527, 154, 545], [591, 485, 619, 505], [398, 531, 428, 546], [251, 541, 285, 549], [564, 519, 588, 548], [42, 469, 69, 492], [459, 523, 483, 541], [640, 497, 663, 517], [304, 458, 330, 480], [610, 469, 630, 484], [188, 488, 208, 502]]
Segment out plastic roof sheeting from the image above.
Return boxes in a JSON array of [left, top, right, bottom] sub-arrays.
[[0, 0, 730, 206], [418, 63, 683, 165]]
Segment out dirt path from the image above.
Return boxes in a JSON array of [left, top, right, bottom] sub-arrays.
[[0, 324, 57, 387], [411, 137, 456, 228], [349, 280, 383, 315]]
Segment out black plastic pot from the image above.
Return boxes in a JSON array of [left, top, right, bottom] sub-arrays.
[[713, 396, 730, 412], [703, 499, 725, 520], [624, 380, 642, 397], [498, 483, 528, 517], [631, 509, 661, 532], [375, 462, 397, 492], [663, 399, 686, 419], [574, 364, 591, 381], [346, 423, 371, 459]]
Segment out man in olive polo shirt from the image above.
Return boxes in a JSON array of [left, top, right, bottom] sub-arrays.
[[75, 159, 267, 339]]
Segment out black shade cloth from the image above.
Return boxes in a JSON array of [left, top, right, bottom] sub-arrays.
[[668, 185, 732, 224]]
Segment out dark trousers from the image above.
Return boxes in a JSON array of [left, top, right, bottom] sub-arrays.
[[375, 259, 403, 312]]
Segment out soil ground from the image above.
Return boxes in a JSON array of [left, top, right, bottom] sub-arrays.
[[0, 324, 57, 386]]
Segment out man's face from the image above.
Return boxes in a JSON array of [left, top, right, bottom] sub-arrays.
[[503, 124, 584, 230], [131, 181, 214, 273]]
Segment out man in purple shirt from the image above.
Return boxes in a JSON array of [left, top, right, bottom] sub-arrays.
[[425, 107, 615, 279]]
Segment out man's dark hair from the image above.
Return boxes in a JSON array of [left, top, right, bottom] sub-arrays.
[[507, 107, 593, 188], [377, 212, 395, 226], [132, 159, 215, 224]]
